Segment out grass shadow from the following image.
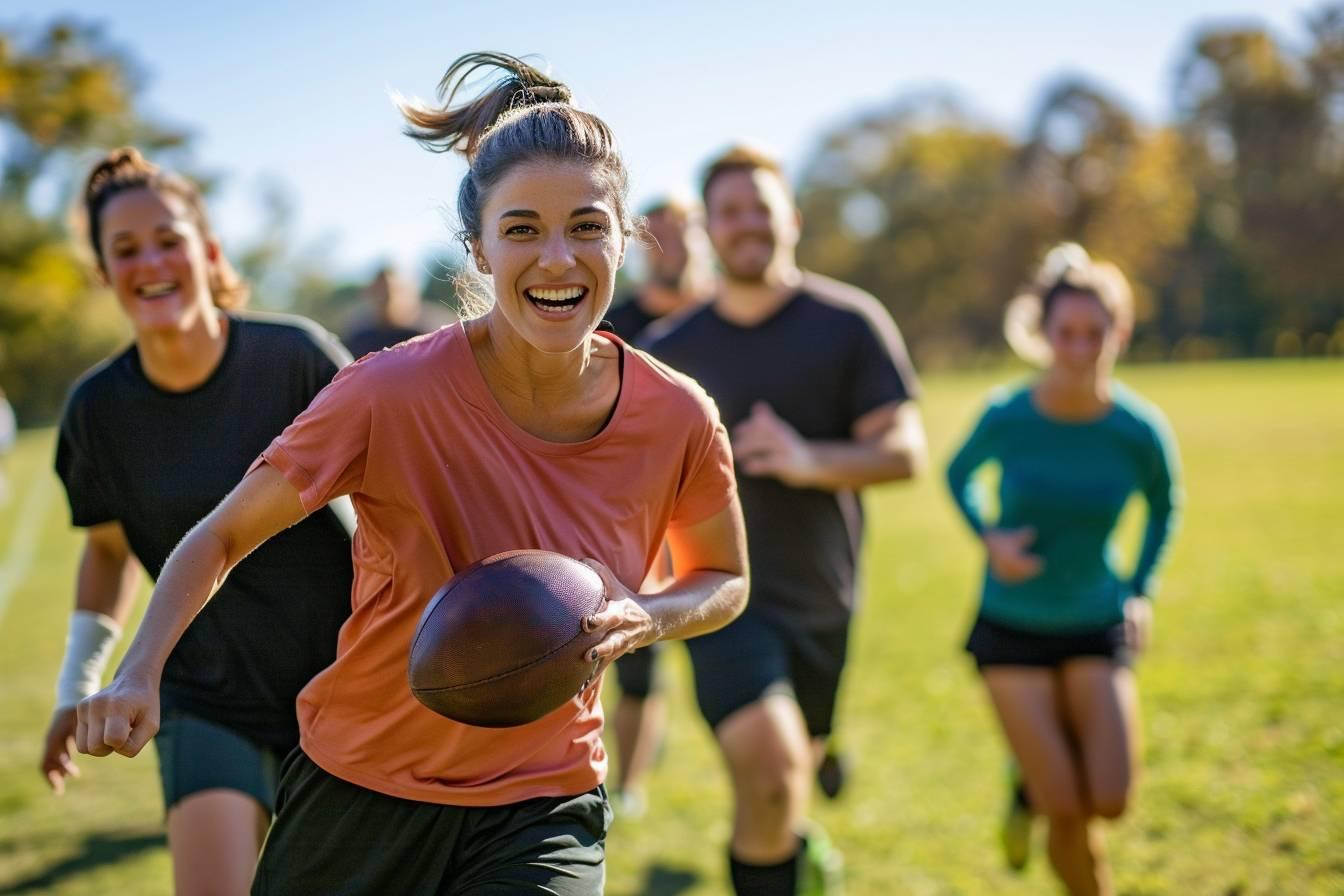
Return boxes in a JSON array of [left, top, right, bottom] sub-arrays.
[[625, 863, 699, 896], [0, 829, 165, 894]]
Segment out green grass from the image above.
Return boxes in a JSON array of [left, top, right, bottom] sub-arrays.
[[1, 360, 1340, 895]]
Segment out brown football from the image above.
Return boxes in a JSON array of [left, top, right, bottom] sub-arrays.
[[408, 550, 607, 727]]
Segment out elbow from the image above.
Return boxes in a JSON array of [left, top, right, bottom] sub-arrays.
[[902, 442, 930, 480], [727, 571, 750, 622]]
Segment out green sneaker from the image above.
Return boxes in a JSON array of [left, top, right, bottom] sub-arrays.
[[1000, 777, 1032, 872], [799, 825, 844, 895]]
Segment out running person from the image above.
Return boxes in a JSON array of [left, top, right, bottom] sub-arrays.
[[945, 244, 1181, 896], [644, 145, 926, 895], [605, 195, 710, 340], [40, 148, 354, 896], [75, 54, 748, 896], [603, 194, 712, 818]]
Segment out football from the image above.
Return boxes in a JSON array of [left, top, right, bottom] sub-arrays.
[[408, 550, 608, 727]]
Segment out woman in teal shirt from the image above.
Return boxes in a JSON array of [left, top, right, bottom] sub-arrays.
[[946, 245, 1180, 896]]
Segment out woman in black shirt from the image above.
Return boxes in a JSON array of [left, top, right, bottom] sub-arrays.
[[41, 148, 354, 896]]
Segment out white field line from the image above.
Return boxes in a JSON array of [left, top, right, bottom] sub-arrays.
[[0, 472, 57, 627]]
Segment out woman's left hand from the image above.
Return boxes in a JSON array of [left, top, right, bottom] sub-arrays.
[[1123, 596, 1152, 655], [581, 559, 660, 679]]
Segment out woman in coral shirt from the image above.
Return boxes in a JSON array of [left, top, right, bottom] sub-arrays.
[[75, 52, 749, 896]]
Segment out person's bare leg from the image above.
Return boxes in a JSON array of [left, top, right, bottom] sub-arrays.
[[1061, 659, 1139, 819], [716, 692, 813, 864], [983, 667, 1102, 896], [166, 788, 269, 896], [1056, 660, 1141, 896], [613, 693, 666, 804]]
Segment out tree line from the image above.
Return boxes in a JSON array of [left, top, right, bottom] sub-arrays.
[[3, 11, 1342, 423], [796, 6, 1344, 364]]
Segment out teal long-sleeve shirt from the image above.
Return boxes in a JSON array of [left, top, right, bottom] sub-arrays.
[[945, 383, 1182, 634]]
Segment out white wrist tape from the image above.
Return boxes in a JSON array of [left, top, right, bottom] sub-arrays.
[[55, 610, 122, 710]]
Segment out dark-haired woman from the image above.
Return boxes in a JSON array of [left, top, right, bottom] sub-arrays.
[[41, 148, 355, 895], [946, 245, 1181, 896], [76, 54, 749, 896]]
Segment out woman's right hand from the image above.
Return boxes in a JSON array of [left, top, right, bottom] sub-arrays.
[[75, 672, 160, 759], [40, 707, 80, 794], [983, 527, 1044, 583]]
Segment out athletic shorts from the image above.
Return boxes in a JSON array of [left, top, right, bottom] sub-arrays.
[[252, 751, 611, 895], [153, 708, 284, 814], [687, 607, 850, 738], [613, 640, 664, 700], [965, 615, 1133, 670]]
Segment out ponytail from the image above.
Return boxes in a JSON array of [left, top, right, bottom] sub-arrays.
[[396, 52, 632, 259]]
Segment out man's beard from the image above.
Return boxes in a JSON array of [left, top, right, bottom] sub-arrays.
[[720, 261, 770, 285], [651, 267, 686, 290], [718, 234, 774, 285]]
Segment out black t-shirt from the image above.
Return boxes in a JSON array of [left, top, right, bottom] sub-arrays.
[[604, 293, 660, 342], [343, 324, 428, 360], [55, 312, 355, 752], [642, 278, 920, 629]]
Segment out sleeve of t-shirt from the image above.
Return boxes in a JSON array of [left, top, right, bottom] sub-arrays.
[[54, 389, 117, 528], [1131, 413, 1183, 599], [294, 320, 353, 400], [945, 401, 1002, 536], [249, 362, 372, 514], [668, 397, 738, 529], [847, 311, 922, 426], [310, 325, 353, 386]]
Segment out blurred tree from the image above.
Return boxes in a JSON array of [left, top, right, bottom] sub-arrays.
[[797, 93, 1033, 363], [1017, 79, 1196, 350], [1173, 11, 1344, 353], [0, 21, 187, 423], [796, 83, 1196, 364]]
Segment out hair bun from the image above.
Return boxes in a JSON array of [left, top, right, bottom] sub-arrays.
[[1036, 242, 1090, 288], [85, 146, 158, 200], [522, 84, 571, 105]]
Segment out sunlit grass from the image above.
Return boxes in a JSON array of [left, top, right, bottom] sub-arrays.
[[1, 360, 1340, 895]]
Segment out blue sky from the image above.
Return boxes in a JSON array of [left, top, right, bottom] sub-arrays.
[[19, 1, 1309, 283]]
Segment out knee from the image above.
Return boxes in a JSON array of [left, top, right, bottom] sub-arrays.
[[739, 747, 807, 807], [1091, 789, 1130, 820], [723, 731, 808, 812]]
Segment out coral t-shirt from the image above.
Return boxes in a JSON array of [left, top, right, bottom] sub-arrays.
[[252, 322, 735, 806]]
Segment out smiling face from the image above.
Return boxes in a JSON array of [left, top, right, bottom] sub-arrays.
[[473, 160, 625, 355], [98, 187, 218, 335], [1043, 289, 1124, 379], [704, 167, 800, 284]]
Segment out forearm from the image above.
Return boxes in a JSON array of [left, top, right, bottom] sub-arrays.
[[1131, 508, 1176, 598], [74, 547, 140, 624], [800, 437, 924, 491], [641, 569, 748, 642], [115, 524, 233, 681]]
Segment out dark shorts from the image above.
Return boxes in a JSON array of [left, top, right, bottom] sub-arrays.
[[252, 751, 611, 896], [613, 640, 665, 700], [687, 608, 850, 738], [965, 616, 1133, 670], [154, 708, 283, 814]]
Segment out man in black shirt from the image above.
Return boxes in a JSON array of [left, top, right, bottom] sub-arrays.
[[605, 196, 711, 342], [344, 266, 450, 358], [644, 146, 927, 896]]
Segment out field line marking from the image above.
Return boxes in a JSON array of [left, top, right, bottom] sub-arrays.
[[0, 472, 58, 627]]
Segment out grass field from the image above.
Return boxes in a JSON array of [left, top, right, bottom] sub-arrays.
[[1, 361, 1340, 895]]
